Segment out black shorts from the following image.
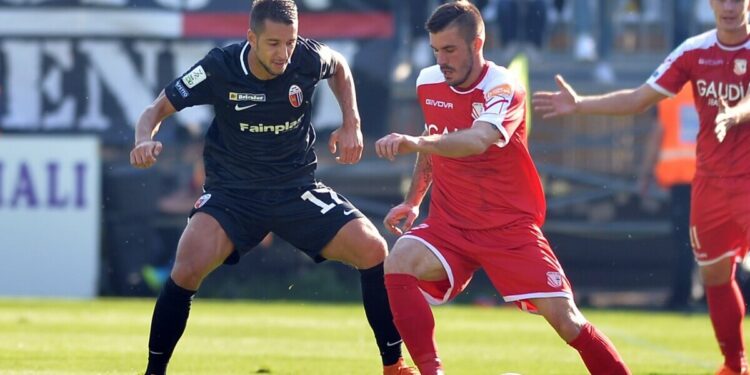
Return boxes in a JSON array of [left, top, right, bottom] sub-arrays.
[[189, 181, 365, 264]]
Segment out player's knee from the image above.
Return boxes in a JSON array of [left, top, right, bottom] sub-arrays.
[[700, 261, 733, 286], [352, 234, 388, 269], [540, 300, 587, 342], [170, 261, 205, 290], [554, 316, 586, 343], [383, 246, 416, 275]]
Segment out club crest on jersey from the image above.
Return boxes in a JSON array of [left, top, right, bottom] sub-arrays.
[[546, 272, 562, 288], [194, 193, 211, 209], [472, 102, 484, 119], [288, 84, 303, 108], [734, 59, 747, 75]]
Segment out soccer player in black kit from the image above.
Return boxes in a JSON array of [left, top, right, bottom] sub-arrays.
[[129, 1, 416, 374]]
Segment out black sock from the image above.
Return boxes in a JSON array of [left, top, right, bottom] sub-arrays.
[[360, 263, 403, 366], [145, 277, 196, 375]]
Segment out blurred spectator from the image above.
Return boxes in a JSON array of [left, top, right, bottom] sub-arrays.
[[483, 0, 547, 56], [391, 0, 439, 81], [616, 0, 661, 23], [637, 85, 697, 310], [572, 0, 615, 83], [673, 0, 695, 46]]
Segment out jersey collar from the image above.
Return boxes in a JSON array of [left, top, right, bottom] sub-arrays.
[[240, 41, 250, 75], [716, 30, 750, 51], [449, 62, 490, 94]]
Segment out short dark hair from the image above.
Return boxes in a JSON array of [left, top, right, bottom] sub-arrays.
[[250, 0, 298, 33], [425, 1, 484, 44]]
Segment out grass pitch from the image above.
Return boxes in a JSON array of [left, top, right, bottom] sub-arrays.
[[0, 298, 731, 374]]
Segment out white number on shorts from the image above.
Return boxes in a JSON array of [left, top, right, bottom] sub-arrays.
[[300, 188, 344, 214]]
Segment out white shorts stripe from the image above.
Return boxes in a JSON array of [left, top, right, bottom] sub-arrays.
[[397, 234, 454, 305], [695, 249, 739, 266], [503, 291, 572, 302]]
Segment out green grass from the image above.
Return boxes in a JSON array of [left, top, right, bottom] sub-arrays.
[[0, 298, 732, 374]]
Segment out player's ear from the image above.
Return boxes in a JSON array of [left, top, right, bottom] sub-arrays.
[[472, 36, 483, 53], [247, 29, 257, 47]]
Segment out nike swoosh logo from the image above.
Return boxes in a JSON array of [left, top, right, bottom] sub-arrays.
[[343, 208, 357, 215], [235, 103, 258, 111], [386, 339, 402, 347]]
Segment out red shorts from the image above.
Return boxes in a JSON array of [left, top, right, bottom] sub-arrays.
[[398, 218, 572, 312], [690, 175, 750, 265]]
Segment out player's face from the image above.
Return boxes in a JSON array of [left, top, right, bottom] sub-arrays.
[[711, 0, 750, 33], [248, 19, 298, 79], [430, 26, 475, 88]]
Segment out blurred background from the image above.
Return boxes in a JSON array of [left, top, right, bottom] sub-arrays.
[[0, 0, 734, 311]]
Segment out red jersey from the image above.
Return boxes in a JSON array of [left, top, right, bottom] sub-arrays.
[[416, 62, 545, 230], [647, 29, 750, 177]]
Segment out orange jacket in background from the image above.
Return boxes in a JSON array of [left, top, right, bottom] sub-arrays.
[[655, 85, 697, 188]]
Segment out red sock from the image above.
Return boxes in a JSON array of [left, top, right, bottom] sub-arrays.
[[384, 273, 442, 375], [706, 280, 746, 372], [568, 322, 630, 375]]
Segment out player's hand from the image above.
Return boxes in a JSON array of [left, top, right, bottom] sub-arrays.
[[130, 140, 163, 169], [375, 133, 420, 161], [715, 95, 738, 143], [383, 203, 419, 236], [532, 74, 579, 119], [328, 122, 363, 164]]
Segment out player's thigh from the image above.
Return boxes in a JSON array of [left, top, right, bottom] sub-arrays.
[[728, 175, 750, 246], [272, 182, 377, 266], [319, 217, 387, 269], [172, 212, 235, 289], [390, 221, 479, 305], [471, 224, 573, 310], [691, 176, 747, 265], [385, 236, 447, 281]]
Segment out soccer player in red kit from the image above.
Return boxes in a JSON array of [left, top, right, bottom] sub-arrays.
[[375, 2, 630, 374], [534, 1, 750, 374]]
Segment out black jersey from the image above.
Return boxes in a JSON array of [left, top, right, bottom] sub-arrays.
[[164, 38, 336, 190]]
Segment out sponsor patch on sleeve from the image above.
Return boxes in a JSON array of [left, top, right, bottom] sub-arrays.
[[175, 81, 189, 98], [484, 83, 513, 101], [182, 65, 206, 88]]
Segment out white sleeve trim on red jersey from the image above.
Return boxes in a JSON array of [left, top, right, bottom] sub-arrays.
[[647, 81, 676, 97], [473, 117, 511, 147], [474, 64, 517, 148], [646, 29, 716, 95]]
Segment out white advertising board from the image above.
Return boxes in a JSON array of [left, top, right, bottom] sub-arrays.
[[0, 136, 100, 297]]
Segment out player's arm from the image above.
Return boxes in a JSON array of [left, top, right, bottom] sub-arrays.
[[636, 116, 663, 196], [382, 130, 433, 235], [130, 90, 177, 168], [404, 148, 433, 207], [326, 50, 363, 164], [376, 122, 500, 160], [533, 75, 667, 118]]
